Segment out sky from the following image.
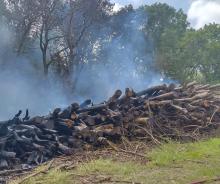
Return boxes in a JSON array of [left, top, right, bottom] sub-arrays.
[[111, 0, 220, 29]]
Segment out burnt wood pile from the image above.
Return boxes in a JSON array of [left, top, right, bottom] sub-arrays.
[[1, 82, 220, 170]]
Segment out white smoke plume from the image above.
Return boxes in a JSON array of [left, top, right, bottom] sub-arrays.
[[0, 23, 68, 120], [0, 6, 166, 120]]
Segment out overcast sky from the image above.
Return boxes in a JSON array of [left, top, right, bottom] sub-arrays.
[[111, 0, 220, 29]]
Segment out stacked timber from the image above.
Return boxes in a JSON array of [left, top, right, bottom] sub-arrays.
[[1, 82, 220, 170]]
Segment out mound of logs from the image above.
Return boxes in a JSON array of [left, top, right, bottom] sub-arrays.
[[1, 82, 220, 170]]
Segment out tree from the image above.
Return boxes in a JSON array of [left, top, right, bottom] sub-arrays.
[[2, 0, 113, 79], [84, 5, 153, 76], [176, 24, 220, 83], [2, 0, 41, 53], [0, 1, 7, 18], [56, 0, 113, 88], [143, 3, 189, 81], [37, 0, 64, 76], [2, 0, 64, 76], [145, 3, 188, 48], [156, 23, 220, 83]]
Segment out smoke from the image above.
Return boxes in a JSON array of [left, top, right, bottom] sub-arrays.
[[0, 6, 166, 120], [0, 23, 68, 120], [73, 8, 165, 102]]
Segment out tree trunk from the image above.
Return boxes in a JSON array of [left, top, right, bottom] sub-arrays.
[[42, 51, 49, 77]]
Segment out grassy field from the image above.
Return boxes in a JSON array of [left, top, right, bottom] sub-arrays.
[[12, 138, 220, 184]]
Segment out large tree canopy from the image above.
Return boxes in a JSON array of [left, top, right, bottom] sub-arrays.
[[177, 24, 220, 83], [144, 3, 188, 48], [0, 1, 220, 93]]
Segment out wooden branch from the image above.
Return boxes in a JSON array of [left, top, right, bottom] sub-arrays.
[[17, 159, 54, 184], [136, 84, 167, 97], [150, 92, 178, 101], [106, 140, 146, 158]]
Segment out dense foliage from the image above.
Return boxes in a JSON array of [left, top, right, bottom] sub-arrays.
[[1, 1, 220, 90]]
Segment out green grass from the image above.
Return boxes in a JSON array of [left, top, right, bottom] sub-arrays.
[[148, 138, 220, 166], [77, 159, 145, 177], [23, 170, 72, 184], [15, 138, 220, 184]]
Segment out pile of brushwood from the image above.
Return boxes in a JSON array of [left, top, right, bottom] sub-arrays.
[[1, 82, 220, 170]]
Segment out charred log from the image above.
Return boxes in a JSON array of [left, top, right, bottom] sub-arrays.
[[1, 82, 220, 171]]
